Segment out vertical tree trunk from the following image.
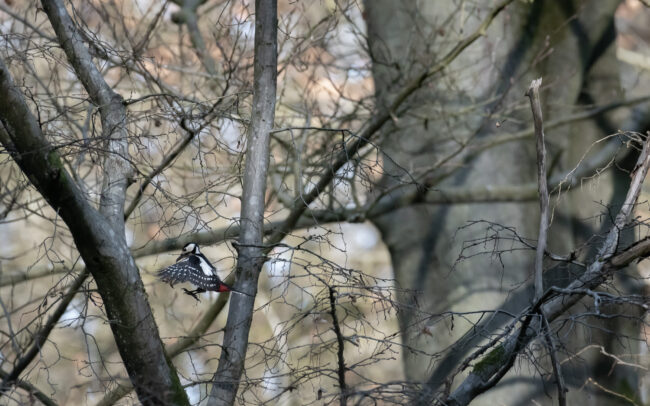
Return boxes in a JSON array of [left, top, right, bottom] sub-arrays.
[[365, 1, 630, 403], [208, 0, 277, 404]]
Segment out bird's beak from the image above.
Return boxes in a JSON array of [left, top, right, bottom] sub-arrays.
[[176, 254, 184, 261], [221, 283, 254, 297]]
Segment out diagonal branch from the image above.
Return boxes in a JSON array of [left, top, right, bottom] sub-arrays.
[[0, 2, 190, 403], [0, 269, 89, 392], [41, 0, 132, 232], [0, 369, 58, 406], [124, 120, 196, 220], [427, 134, 650, 406]]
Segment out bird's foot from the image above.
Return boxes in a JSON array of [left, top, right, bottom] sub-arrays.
[[182, 288, 203, 302]]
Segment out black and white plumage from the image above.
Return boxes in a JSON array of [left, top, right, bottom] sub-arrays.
[[157, 243, 247, 300]]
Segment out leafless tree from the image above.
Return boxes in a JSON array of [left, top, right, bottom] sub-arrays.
[[0, 1, 649, 406]]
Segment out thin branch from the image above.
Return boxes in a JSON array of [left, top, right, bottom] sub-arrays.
[[474, 94, 650, 153], [124, 121, 196, 219], [0, 369, 58, 406], [541, 313, 567, 406], [329, 287, 348, 406], [0, 295, 19, 354], [0, 269, 89, 393], [0, 3, 56, 42]]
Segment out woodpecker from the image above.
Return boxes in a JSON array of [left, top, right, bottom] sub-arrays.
[[157, 242, 249, 300]]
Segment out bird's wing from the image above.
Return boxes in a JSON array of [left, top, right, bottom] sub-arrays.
[[157, 256, 220, 290], [157, 257, 193, 285]]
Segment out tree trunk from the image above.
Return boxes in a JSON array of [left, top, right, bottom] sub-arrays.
[[208, 0, 277, 404], [0, 1, 191, 403], [366, 0, 633, 403]]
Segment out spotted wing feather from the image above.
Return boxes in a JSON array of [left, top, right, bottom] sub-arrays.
[[157, 256, 222, 291]]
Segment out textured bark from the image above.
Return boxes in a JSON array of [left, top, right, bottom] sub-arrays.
[[365, 0, 632, 403], [0, 1, 190, 404], [526, 78, 549, 303], [208, 0, 277, 404]]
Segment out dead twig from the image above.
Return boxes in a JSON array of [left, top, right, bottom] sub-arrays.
[[329, 287, 348, 406]]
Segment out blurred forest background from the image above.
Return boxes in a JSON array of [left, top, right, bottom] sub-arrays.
[[1, 0, 650, 405]]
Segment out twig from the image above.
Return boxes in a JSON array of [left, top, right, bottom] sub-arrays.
[[0, 369, 58, 406], [0, 270, 89, 394], [124, 120, 196, 219], [585, 378, 641, 406], [541, 312, 566, 406], [329, 287, 348, 406], [0, 293, 19, 355], [526, 78, 549, 303]]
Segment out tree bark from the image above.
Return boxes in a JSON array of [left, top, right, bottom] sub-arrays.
[[208, 0, 277, 404], [365, 1, 630, 403]]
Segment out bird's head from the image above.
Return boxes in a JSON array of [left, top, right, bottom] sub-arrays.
[[177, 242, 200, 261]]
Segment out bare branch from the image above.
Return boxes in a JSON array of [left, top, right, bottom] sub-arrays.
[[329, 287, 348, 406], [526, 77, 549, 303], [432, 134, 650, 406], [0, 369, 58, 406], [41, 0, 133, 231], [124, 121, 196, 220], [541, 313, 567, 406], [0, 269, 89, 392]]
